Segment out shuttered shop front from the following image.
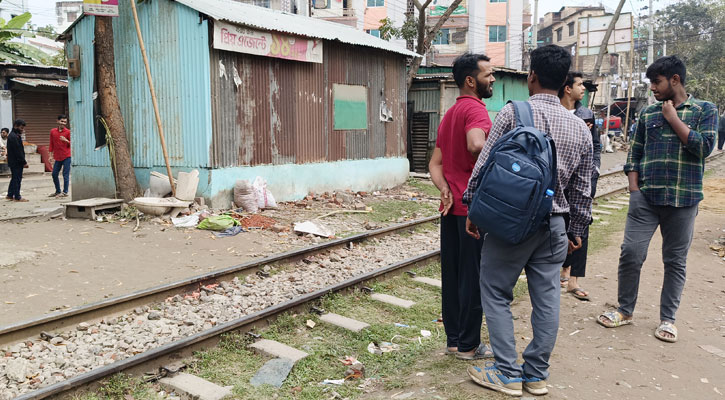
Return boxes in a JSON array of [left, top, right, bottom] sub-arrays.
[[13, 90, 68, 146]]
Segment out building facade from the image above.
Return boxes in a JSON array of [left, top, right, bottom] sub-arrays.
[[60, 0, 417, 207], [55, 1, 83, 32]]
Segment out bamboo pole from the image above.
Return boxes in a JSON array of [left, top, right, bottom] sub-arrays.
[[129, 0, 176, 196], [622, 14, 635, 142]]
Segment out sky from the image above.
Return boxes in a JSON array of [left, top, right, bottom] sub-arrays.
[[1, 0, 60, 29]]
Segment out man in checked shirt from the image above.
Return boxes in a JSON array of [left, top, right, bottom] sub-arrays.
[[463, 45, 593, 397], [597, 56, 718, 344]]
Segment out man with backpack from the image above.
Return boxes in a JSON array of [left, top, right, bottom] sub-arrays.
[[463, 45, 593, 396], [429, 52, 495, 361]]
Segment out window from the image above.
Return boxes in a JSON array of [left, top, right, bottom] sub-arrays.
[[253, 0, 271, 7], [366, 29, 381, 38], [489, 26, 506, 42], [367, 0, 384, 7], [333, 84, 368, 130], [432, 29, 450, 45], [556, 27, 563, 42]]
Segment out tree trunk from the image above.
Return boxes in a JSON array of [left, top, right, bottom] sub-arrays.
[[406, 0, 464, 90], [591, 0, 626, 79], [95, 16, 139, 202]]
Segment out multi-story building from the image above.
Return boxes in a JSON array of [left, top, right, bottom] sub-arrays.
[[55, 1, 83, 32]]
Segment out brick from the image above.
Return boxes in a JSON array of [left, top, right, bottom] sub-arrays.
[[249, 339, 308, 362], [250, 358, 295, 388], [412, 277, 442, 288], [370, 293, 415, 309], [159, 373, 232, 400], [592, 209, 612, 215], [320, 313, 370, 332]]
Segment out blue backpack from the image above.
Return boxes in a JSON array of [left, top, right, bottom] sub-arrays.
[[468, 101, 557, 244]]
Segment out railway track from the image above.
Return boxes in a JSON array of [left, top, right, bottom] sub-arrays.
[[5, 151, 724, 399]]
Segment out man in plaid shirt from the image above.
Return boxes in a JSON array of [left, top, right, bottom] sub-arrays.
[[597, 56, 718, 344], [464, 45, 593, 397]]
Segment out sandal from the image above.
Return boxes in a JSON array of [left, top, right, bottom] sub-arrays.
[[560, 277, 569, 288], [654, 321, 678, 343], [597, 311, 633, 328], [567, 287, 589, 301], [456, 343, 494, 360], [444, 347, 457, 355]]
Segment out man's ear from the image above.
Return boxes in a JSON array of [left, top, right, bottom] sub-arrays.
[[671, 74, 682, 87]]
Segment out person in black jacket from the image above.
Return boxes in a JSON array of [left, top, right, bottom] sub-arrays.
[[6, 119, 28, 202], [558, 72, 601, 300], [718, 110, 724, 151]]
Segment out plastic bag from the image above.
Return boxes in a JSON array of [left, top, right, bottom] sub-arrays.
[[234, 179, 258, 213], [172, 213, 200, 228], [252, 176, 277, 209], [197, 215, 239, 231]]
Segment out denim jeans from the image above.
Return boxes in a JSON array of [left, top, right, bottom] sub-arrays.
[[617, 190, 697, 323], [52, 157, 71, 194]]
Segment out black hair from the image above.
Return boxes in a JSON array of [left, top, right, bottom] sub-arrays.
[[1, 128, 8, 133], [13, 119, 26, 128], [557, 71, 584, 98], [646, 55, 686, 85], [530, 45, 571, 91], [452, 52, 491, 89], [58, 114, 67, 120]]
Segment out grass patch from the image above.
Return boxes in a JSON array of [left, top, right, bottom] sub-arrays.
[[406, 178, 441, 198], [588, 195, 630, 253], [364, 199, 438, 223], [72, 373, 157, 400]]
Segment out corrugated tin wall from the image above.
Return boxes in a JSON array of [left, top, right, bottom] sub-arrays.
[[113, 0, 212, 168], [210, 40, 407, 168]]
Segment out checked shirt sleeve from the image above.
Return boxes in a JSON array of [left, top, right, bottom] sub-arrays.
[[462, 104, 514, 206], [683, 102, 718, 159], [567, 126, 593, 238], [624, 110, 647, 174]]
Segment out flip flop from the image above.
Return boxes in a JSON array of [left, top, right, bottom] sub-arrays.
[[654, 321, 678, 343], [444, 347, 457, 355], [567, 287, 589, 301], [560, 277, 569, 288], [456, 343, 494, 360], [597, 311, 633, 328]]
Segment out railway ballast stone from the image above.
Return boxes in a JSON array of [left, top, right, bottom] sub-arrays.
[[5, 358, 28, 382]]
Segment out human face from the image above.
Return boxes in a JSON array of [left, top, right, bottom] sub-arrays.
[[58, 118, 68, 129], [1, 130, 7, 139], [473, 60, 495, 99], [570, 77, 586, 101], [649, 74, 675, 101]]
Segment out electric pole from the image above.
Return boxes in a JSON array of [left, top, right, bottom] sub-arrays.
[[532, 0, 538, 50], [591, 0, 626, 80], [647, 0, 653, 66]]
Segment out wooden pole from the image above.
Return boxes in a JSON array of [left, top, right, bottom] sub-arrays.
[[622, 14, 635, 142], [129, 0, 176, 196]]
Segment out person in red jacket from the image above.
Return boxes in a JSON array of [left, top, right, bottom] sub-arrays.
[[49, 114, 71, 197]]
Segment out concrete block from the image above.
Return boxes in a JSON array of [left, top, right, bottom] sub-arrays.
[[412, 277, 442, 288], [25, 154, 41, 163], [592, 209, 612, 215], [608, 200, 629, 206], [599, 204, 622, 210], [250, 358, 295, 388], [26, 163, 45, 174], [249, 339, 308, 362], [370, 293, 415, 309], [320, 313, 370, 332], [159, 373, 232, 400]]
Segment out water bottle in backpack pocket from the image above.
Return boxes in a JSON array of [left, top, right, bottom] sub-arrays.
[[468, 101, 557, 244]]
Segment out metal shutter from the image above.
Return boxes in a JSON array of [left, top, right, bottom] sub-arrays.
[[12, 91, 68, 146]]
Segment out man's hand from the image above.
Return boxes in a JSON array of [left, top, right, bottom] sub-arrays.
[[662, 100, 679, 122], [465, 217, 480, 240], [586, 122, 594, 130], [567, 236, 582, 254], [60, 136, 70, 143], [23, 163, 28, 169], [440, 187, 453, 216]]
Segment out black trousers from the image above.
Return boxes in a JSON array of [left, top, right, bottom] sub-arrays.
[[718, 131, 725, 150], [563, 225, 589, 277], [440, 214, 484, 352], [8, 164, 23, 200]]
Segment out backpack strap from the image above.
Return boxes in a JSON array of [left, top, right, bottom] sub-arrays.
[[508, 100, 535, 128]]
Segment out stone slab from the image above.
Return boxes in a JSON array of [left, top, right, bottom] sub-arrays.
[[250, 358, 295, 388], [412, 277, 442, 288], [320, 313, 370, 332], [159, 373, 232, 400], [592, 209, 612, 215], [608, 200, 630, 206], [370, 293, 415, 309], [599, 204, 623, 210], [592, 215, 601, 221], [249, 339, 308, 362]]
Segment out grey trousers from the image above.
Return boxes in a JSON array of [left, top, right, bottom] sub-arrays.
[[617, 190, 698, 323], [480, 216, 568, 380]]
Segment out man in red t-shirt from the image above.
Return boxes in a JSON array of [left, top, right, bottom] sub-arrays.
[[429, 53, 495, 360], [49, 114, 71, 197]]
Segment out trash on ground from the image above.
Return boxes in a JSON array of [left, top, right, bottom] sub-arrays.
[[320, 379, 345, 385], [213, 226, 245, 237], [394, 323, 410, 328], [367, 342, 400, 355], [340, 357, 364, 380], [149, 171, 175, 198], [306, 320, 316, 329], [198, 215, 239, 231], [294, 220, 334, 238], [253, 176, 277, 209], [234, 180, 258, 213], [231, 213, 278, 230], [171, 213, 200, 228], [420, 330, 432, 338], [175, 170, 199, 201]]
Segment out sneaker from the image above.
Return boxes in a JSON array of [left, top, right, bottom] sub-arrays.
[[49, 192, 60, 197], [467, 363, 523, 397], [59, 193, 68, 198], [523, 376, 548, 395]]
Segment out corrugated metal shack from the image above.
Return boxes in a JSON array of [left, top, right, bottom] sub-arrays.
[[60, 0, 418, 206], [408, 67, 530, 172]]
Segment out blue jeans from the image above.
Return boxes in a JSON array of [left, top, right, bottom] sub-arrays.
[[52, 157, 71, 194]]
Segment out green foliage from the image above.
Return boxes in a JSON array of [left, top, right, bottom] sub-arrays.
[[378, 17, 418, 42], [655, 0, 725, 106], [0, 12, 51, 65]]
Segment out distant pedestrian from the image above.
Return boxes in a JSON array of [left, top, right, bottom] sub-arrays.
[[597, 55, 718, 343], [6, 119, 28, 202], [558, 71, 601, 301], [718, 110, 724, 151], [0, 128, 8, 160], [464, 45, 593, 397], [49, 114, 71, 197], [429, 52, 495, 361]]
